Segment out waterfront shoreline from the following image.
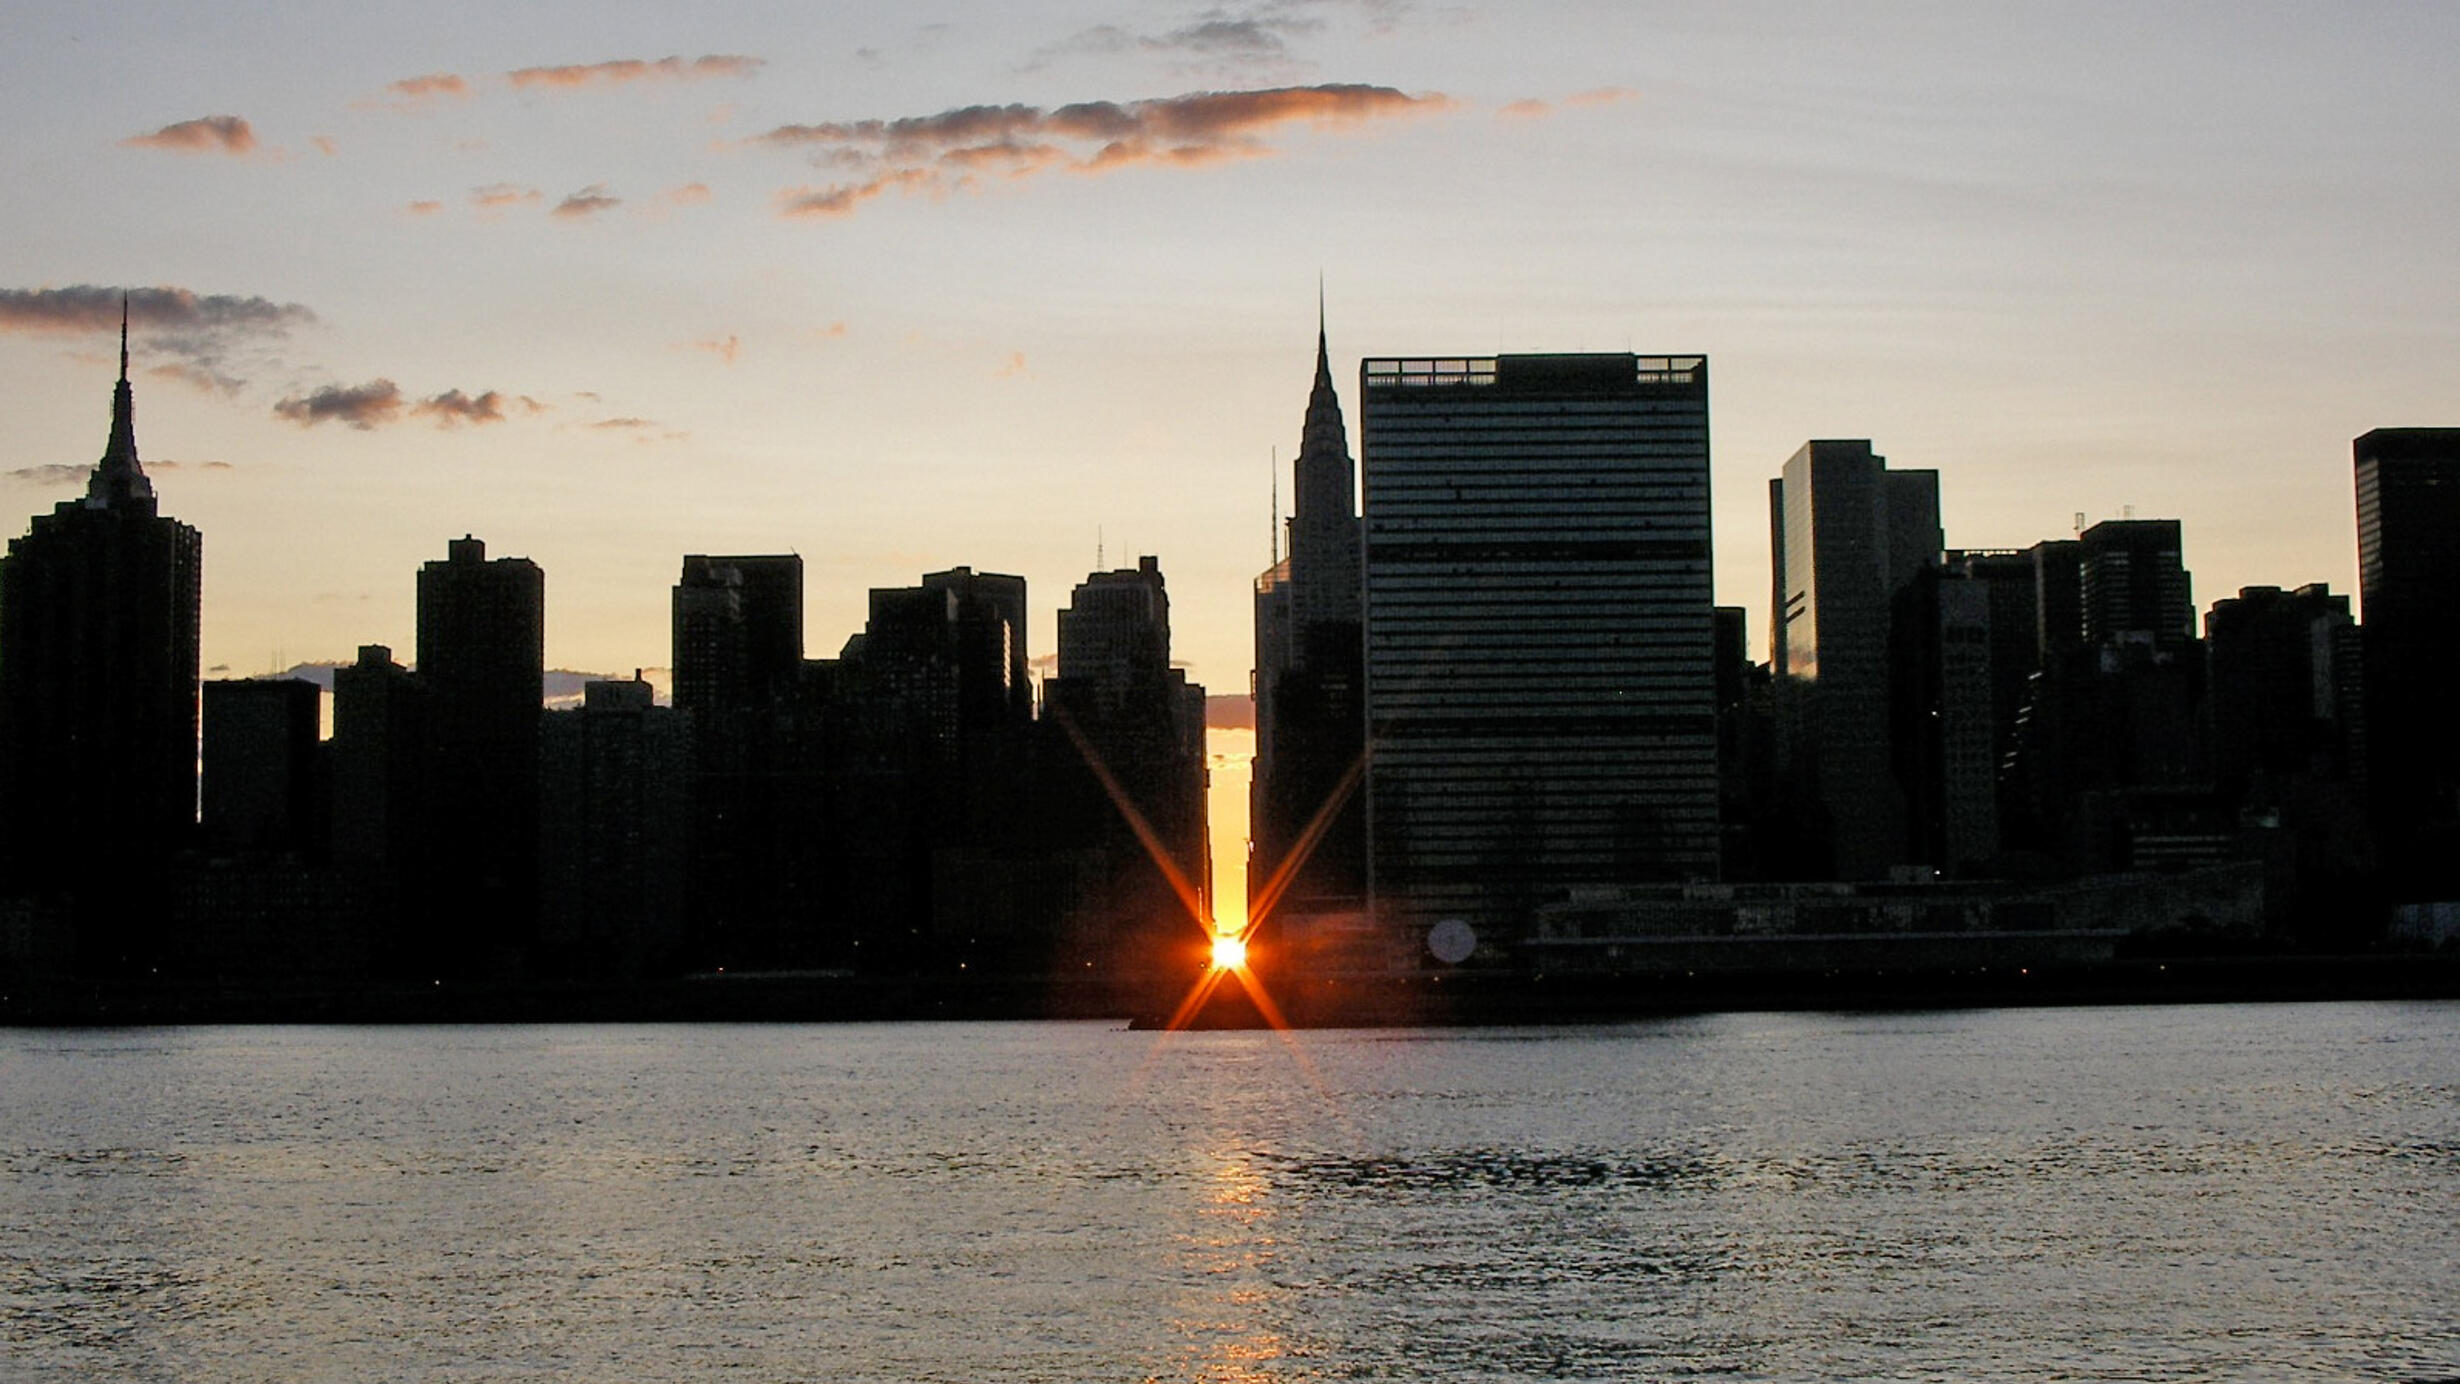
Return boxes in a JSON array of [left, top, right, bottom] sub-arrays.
[[6, 953, 2457, 1027]]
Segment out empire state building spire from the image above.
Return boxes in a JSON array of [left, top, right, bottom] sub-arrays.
[[85, 296, 156, 512]]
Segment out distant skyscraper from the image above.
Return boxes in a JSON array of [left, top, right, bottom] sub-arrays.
[[417, 536, 544, 971], [1769, 440, 1940, 878], [2353, 428, 2460, 844], [1360, 353, 1717, 946], [0, 319, 201, 967], [673, 554, 804, 719], [2076, 519, 2193, 651]]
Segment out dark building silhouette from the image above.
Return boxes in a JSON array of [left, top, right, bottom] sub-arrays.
[[330, 643, 432, 973], [0, 322, 201, 970], [670, 554, 816, 968], [674, 554, 804, 716], [2353, 428, 2460, 895], [1769, 440, 1941, 878], [417, 536, 544, 974], [1361, 353, 1716, 952], [2002, 518, 2213, 874], [538, 677, 691, 977], [1251, 316, 1367, 922], [1045, 556, 1209, 981], [2204, 583, 2371, 940], [201, 677, 324, 856], [2077, 519, 2194, 651]]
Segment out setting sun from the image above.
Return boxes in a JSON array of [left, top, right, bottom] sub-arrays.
[[1209, 933, 1248, 971]]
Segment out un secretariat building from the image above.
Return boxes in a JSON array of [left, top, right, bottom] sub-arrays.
[[1357, 352, 1718, 952]]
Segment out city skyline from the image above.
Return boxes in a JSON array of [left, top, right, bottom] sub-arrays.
[[7, 3, 2457, 691]]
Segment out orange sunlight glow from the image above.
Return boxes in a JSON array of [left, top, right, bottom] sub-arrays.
[[1210, 932, 1248, 971]]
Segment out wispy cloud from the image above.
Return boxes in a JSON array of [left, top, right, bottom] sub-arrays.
[[310, 135, 337, 156], [507, 55, 764, 90], [390, 73, 469, 101], [1566, 86, 1639, 107], [123, 115, 257, 155], [4, 464, 90, 487], [659, 182, 712, 206], [689, 335, 741, 364], [1032, 16, 1316, 75], [552, 184, 622, 218], [995, 351, 1030, 378], [756, 83, 1449, 218], [471, 183, 543, 211], [1498, 98, 1551, 121], [584, 416, 687, 443], [405, 199, 445, 216], [0, 284, 315, 391]]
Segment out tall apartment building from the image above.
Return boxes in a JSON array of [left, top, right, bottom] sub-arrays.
[[1359, 353, 1717, 950]]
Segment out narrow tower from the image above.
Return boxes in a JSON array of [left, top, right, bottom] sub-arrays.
[[0, 302, 204, 967]]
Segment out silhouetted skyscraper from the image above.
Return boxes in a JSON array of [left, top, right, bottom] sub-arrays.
[[1047, 556, 1209, 974], [673, 554, 804, 718], [1361, 353, 1716, 948], [2354, 428, 2460, 870], [1253, 316, 1367, 917], [1769, 439, 1940, 878], [417, 536, 544, 973], [2077, 519, 2193, 651], [0, 319, 201, 969]]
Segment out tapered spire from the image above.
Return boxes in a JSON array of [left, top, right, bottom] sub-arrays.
[[86, 293, 156, 510]]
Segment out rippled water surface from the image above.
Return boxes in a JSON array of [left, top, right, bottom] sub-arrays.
[[5, 1004, 2458, 1381]]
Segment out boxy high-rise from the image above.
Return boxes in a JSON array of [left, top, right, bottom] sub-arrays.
[[1358, 353, 1718, 952]]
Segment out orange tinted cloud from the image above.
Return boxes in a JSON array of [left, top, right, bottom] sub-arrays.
[[1498, 99, 1551, 121], [1566, 86, 1640, 107], [389, 73, 469, 100], [755, 83, 1448, 217], [690, 334, 741, 364], [471, 183, 542, 210], [776, 168, 935, 218], [507, 55, 764, 89], [411, 389, 511, 426], [405, 199, 444, 216], [659, 182, 712, 205], [123, 115, 256, 155]]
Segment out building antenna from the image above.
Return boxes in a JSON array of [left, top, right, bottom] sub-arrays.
[[1097, 525, 1104, 570], [119, 293, 130, 382]]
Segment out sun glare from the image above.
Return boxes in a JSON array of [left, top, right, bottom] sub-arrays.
[[1210, 933, 1248, 971]]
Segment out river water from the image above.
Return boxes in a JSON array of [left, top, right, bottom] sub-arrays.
[[4, 1003, 2457, 1381]]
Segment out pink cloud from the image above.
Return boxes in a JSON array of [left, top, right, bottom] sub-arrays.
[[123, 115, 256, 155], [752, 84, 1451, 218]]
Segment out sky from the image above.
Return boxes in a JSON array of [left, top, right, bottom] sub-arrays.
[[4, 0, 2457, 700]]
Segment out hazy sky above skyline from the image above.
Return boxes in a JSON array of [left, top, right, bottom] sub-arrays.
[[4, 0, 2456, 689]]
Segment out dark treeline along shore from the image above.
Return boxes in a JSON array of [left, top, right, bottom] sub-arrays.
[[5, 313, 2460, 1025]]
